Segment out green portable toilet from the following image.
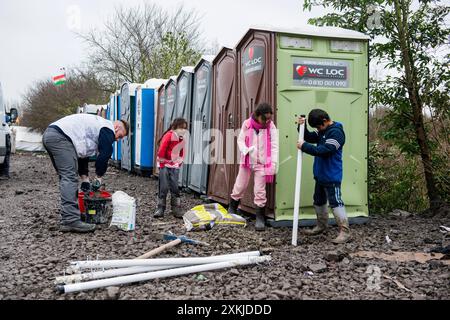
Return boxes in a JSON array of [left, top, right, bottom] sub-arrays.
[[234, 26, 369, 226]]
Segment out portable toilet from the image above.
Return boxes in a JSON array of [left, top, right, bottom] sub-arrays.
[[232, 26, 369, 225], [83, 104, 105, 115], [188, 56, 215, 194], [106, 102, 111, 120], [112, 91, 122, 168], [153, 82, 168, 177], [109, 93, 115, 162], [134, 79, 166, 176], [163, 77, 177, 131], [207, 47, 238, 206], [120, 83, 142, 172], [175, 67, 195, 188]]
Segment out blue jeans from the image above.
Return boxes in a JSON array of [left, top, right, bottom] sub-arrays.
[[313, 181, 344, 208]]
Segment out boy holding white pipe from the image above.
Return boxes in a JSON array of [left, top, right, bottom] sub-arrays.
[[296, 109, 350, 244]]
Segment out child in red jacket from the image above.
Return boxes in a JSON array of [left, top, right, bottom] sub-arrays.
[[154, 118, 188, 218]]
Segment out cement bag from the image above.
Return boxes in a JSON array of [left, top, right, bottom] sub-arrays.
[[110, 191, 136, 231], [183, 203, 246, 232]]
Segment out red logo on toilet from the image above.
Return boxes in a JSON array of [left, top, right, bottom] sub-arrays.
[[296, 65, 308, 77]]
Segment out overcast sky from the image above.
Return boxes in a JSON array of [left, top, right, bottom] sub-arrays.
[[0, 0, 335, 103]]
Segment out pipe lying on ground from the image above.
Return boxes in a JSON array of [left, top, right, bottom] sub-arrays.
[[55, 265, 189, 284], [57, 255, 271, 294], [70, 251, 261, 271]]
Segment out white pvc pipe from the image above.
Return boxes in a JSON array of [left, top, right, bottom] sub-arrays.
[[58, 255, 271, 294], [70, 251, 261, 271], [292, 120, 305, 246], [55, 265, 188, 284]]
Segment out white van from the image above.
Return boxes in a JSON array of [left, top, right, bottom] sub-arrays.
[[0, 82, 18, 176]]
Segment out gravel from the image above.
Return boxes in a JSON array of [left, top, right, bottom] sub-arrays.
[[0, 152, 449, 300]]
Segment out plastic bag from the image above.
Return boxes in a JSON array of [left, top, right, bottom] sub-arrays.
[[183, 203, 246, 231], [110, 191, 136, 231]]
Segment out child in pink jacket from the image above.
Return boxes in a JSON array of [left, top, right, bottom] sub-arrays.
[[228, 103, 279, 231]]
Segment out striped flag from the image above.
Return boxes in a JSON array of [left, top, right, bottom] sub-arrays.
[[53, 68, 66, 86]]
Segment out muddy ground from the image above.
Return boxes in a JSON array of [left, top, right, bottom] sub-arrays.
[[0, 152, 448, 300]]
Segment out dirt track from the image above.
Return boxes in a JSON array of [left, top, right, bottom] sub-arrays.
[[0, 152, 449, 300]]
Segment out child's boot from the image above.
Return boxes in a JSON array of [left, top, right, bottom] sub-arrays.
[[154, 197, 166, 218], [171, 196, 183, 218], [331, 206, 351, 244], [304, 205, 329, 235], [255, 206, 266, 231], [228, 198, 240, 215]]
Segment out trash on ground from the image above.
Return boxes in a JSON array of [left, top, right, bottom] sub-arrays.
[[110, 191, 136, 231], [439, 225, 450, 233], [183, 203, 246, 231], [389, 209, 413, 218], [383, 275, 414, 293], [350, 250, 450, 265], [385, 235, 392, 244]]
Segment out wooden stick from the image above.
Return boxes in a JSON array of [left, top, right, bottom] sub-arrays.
[[136, 239, 182, 259]]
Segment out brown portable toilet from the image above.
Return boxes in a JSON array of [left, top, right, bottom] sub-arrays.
[[153, 81, 167, 177], [235, 30, 277, 217], [207, 47, 238, 205]]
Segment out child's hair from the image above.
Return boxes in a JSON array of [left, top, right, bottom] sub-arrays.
[[158, 118, 188, 145], [254, 103, 273, 118], [308, 109, 330, 128]]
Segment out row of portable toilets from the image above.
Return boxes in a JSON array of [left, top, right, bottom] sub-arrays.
[[105, 26, 371, 225]]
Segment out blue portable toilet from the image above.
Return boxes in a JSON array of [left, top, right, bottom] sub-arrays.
[[106, 103, 111, 120], [109, 93, 116, 162], [134, 79, 167, 176], [120, 83, 142, 172], [113, 90, 122, 168]]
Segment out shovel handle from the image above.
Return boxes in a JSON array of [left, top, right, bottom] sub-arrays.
[[136, 239, 182, 259]]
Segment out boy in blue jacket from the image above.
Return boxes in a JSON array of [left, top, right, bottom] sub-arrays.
[[297, 109, 350, 244]]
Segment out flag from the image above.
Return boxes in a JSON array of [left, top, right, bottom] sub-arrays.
[[53, 68, 66, 86]]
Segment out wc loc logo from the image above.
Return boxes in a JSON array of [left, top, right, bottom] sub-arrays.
[[243, 46, 264, 75], [293, 63, 347, 80]]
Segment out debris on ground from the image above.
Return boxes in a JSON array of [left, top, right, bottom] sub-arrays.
[[308, 263, 328, 273], [389, 209, 413, 218], [385, 235, 393, 244], [383, 275, 413, 293], [350, 251, 450, 265]]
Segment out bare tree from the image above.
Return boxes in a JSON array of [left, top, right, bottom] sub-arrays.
[[79, 3, 205, 92]]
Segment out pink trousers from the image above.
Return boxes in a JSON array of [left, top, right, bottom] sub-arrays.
[[231, 165, 267, 208]]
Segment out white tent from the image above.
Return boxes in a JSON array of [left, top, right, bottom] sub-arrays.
[[13, 126, 45, 152]]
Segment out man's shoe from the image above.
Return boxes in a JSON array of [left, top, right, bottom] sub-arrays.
[[60, 221, 96, 233]]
